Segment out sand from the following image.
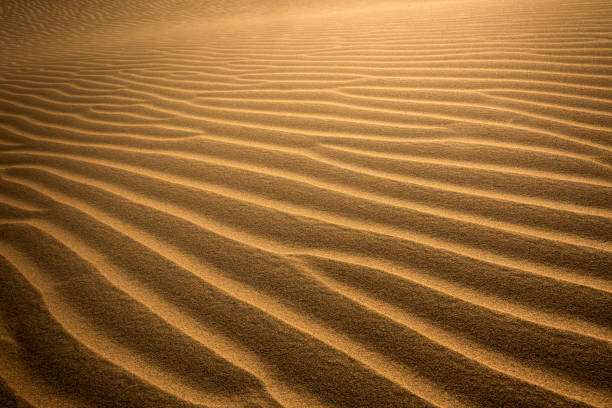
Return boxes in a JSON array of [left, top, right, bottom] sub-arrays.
[[0, 0, 611, 407]]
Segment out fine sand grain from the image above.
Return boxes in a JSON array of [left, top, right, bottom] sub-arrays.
[[0, 0, 611, 407]]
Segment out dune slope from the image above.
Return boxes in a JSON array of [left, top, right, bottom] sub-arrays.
[[0, 0, 611, 407]]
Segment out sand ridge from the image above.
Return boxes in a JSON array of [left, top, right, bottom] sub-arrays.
[[0, 0, 611, 407]]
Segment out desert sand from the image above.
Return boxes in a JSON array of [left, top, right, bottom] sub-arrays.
[[0, 0, 611, 407]]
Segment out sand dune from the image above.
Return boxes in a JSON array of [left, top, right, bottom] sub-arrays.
[[0, 0, 611, 407]]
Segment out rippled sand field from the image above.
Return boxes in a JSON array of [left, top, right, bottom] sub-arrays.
[[0, 1, 611, 407]]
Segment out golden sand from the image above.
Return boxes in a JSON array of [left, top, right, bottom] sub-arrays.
[[0, 0, 611, 407]]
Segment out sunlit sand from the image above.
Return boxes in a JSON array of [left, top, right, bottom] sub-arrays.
[[0, 0, 611, 407]]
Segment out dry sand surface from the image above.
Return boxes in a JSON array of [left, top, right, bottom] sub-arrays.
[[1, 0, 611, 407]]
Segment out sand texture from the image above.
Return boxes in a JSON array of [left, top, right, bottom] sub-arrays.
[[0, 0, 611, 407]]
